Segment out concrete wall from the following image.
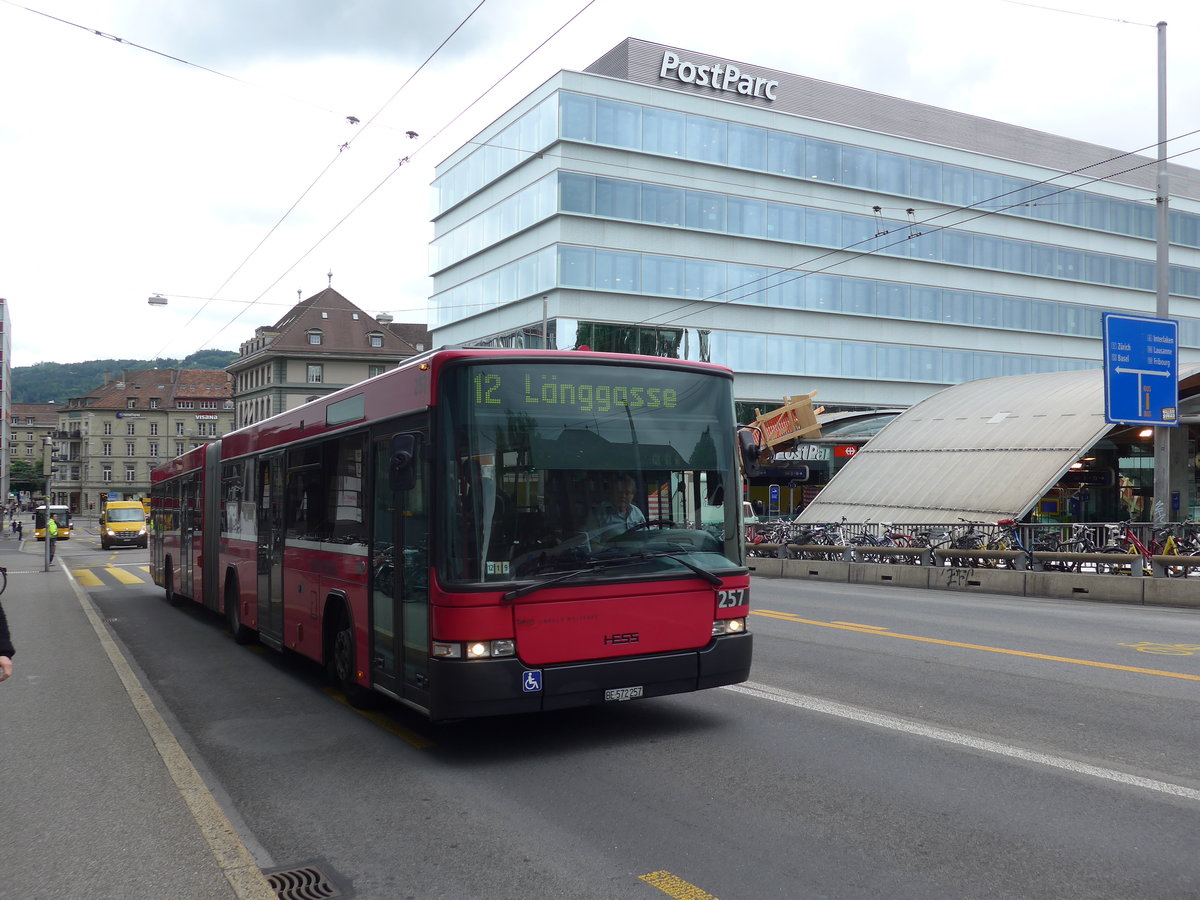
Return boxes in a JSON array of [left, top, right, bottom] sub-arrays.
[[750, 558, 1200, 608]]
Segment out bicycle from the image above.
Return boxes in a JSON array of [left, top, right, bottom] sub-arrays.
[[1099, 521, 1179, 576], [982, 518, 1064, 569], [1040, 523, 1104, 572]]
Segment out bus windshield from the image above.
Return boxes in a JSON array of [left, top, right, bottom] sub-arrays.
[[438, 360, 742, 584], [35, 506, 71, 528]]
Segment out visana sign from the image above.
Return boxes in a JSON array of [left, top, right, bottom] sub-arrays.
[[659, 51, 779, 101]]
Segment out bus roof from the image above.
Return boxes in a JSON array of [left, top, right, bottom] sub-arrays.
[[152, 348, 733, 474]]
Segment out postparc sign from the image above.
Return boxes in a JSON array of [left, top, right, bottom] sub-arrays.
[[659, 51, 779, 101]]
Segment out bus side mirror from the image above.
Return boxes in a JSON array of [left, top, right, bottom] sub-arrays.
[[390, 433, 419, 492], [738, 428, 763, 479]]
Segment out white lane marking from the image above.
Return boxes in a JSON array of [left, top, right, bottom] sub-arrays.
[[725, 681, 1200, 803]]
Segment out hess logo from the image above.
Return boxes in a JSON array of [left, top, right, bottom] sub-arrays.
[[604, 632, 640, 645]]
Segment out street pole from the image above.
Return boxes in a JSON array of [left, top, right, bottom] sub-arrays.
[[1152, 21, 1172, 522], [42, 436, 52, 572]]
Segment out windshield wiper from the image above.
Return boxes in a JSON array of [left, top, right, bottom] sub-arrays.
[[502, 551, 722, 601], [636, 550, 724, 586], [503, 557, 631, 601]]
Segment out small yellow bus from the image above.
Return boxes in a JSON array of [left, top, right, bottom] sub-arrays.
[[34, 505, 73, 541]]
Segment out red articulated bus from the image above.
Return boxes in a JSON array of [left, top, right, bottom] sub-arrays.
[[150, 349, 753, 721]]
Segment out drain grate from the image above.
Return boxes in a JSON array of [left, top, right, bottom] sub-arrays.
[[265, 864, 341, 900]]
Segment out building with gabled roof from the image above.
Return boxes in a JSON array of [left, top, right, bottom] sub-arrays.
[[53, 368, 233, 512], [228, 287, 430, 427]]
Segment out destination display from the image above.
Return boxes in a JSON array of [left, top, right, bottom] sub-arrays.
[[471, 368, 682, 415]]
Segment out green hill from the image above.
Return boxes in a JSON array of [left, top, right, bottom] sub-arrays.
[[11, 351, 238, 404]]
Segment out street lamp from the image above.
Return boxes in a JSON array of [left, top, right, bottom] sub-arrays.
[[147, 293, 168, 307]]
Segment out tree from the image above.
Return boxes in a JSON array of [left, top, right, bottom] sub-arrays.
[[8, 458, 46, 493]]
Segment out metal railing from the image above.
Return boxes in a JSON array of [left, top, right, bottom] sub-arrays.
[[746, 518, 1200, 578]]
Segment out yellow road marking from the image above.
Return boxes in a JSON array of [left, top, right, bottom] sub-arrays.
[[105, 565, 146, 585], [321, 688, 435, 749], [830, 621, 890, 630], [70, 568, 104, 587], [640, 870, 720, 899], [752, 609, 1200, 682]]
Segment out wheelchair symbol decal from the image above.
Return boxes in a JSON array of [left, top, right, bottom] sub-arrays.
[[522, 670, 543, 692]]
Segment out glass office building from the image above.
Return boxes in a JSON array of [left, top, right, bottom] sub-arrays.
[[430, 38, 1200, 413]]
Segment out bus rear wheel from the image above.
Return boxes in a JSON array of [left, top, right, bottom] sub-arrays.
[[329, 609, 375, 709]]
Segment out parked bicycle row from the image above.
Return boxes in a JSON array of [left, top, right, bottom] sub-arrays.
[[747, 517, 1200, 577]]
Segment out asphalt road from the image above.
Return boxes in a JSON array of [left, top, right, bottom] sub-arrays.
[[68, 541, 1200, 900]]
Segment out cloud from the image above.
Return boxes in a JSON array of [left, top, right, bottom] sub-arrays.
[[110, 0, 498, 65]]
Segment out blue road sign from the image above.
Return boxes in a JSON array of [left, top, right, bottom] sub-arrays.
[[1102, 313, 1178, 426]]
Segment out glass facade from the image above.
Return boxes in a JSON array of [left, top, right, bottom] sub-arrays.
[[433, 90, 1200, 248], [431, 84, 1199, 396], [431, 243, 1200, 350], [471, 317, 1097, 386]]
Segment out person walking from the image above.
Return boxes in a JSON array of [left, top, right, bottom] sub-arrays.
[[47, 513, 58, 562], [0, 597, 13, 683]]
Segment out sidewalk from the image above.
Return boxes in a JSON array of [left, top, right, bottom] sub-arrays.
[[0, 531, 276, 900]]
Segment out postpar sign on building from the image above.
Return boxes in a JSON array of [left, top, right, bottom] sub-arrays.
[[1102, 312, 1178, 427]]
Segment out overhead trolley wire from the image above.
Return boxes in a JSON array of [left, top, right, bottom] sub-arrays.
[[190, 0, 600, 354], [156, 0, 493, 359]]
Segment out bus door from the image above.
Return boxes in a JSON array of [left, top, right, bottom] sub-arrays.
[[369, 426, 430, 705], [256, 452, 285, 646], [179, 476, 201, 599]]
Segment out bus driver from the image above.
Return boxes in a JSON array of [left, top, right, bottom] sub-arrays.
[[587, 473, 647, 540]]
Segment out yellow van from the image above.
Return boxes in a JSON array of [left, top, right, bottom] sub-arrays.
[[100, 500, 149, 550]]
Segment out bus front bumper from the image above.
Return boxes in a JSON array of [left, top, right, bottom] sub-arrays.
[[427, 632, 752, 721]]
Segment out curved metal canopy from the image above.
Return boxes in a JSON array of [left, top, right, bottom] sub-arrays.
[[796, 363, 1200, 526]]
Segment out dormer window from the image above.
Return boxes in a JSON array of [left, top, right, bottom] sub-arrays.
[[126, 399, 137, 409], [308, 329, 323, 345], [368, 332, 384, 348]]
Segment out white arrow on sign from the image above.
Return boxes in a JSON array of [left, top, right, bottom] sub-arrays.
[[1113, 367, 1170, 377]]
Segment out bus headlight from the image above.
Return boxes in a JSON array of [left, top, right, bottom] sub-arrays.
[[466, 639, 516, 659], [435, 639, 517, 660], [712, 618, 746, 636]]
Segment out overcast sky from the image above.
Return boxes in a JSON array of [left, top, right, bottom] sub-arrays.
[[2, 0, 1198, 369]]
